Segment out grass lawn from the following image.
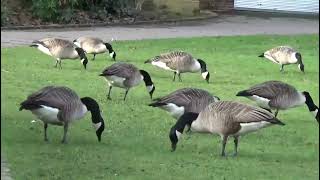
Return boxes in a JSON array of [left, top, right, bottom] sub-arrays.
[[1, 34, 319, 180]]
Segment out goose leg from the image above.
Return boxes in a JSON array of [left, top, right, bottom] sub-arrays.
[[274, 109, 279, 117], [123, 89, 130, 101], [44, 123, 48, 142], [107, 86, 112, 100], [93, 54, 96, 61], [172, 72, 176, 81], [58, 59, 62, 69], [233, 136, 239, 156], [178, 73, 182, 82], [221, 135, 228, 157], [54, 60, 59, 68], [61, 123, 69, 144], [280, 64, 284, 72]]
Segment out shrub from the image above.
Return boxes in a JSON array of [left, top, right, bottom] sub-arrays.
[[1, 0, 9, 26]]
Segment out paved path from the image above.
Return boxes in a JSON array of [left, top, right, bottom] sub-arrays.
[[1, 14, 319, 47], [1, 155, 12, 180]]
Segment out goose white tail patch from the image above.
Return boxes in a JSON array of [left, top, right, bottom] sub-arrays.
[[31, 105, 60, 124], [93, 122, 102, 131], [161, 103, 185, 119], [146, 85, 154, 92], [176, 130, 182, 140], [37, 44, 52, 56], [109, 51, 115, 58], [236, 121, 271, 136], [201, 71, 209, 79], [106, 76, 126, 88], [249, 95, 271, 109], [151, 61, 174, 71]]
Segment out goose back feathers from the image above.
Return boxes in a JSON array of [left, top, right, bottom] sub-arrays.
[[169, 101, 284, 155], [99, 62, 155, 100], [149, 88, 220, 119], [259, 46, 304, 72], [19, 86, 105, 143], [30, 38, 88, 69], [145, 51, 210, 83]]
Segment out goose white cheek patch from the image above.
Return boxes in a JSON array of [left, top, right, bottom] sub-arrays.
[[110, 52, 115, 58], [93, 122, 102, 131], [146, 85, 154, 92], [201, 72, 208, 79], [74, 42, 81, 47], [81, 59, 85, 64], [176, 130, 182, 140], [312, 109, 318, 117]]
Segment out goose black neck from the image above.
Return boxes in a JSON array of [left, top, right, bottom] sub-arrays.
[[139, 70, 153, 86], [81, 97, 104, 124], [303, 92, 318, 112], [174, 112, 199, 133], [197, 59, 207, 73], [75, 47, 87, 60], [295, 53, 303, 64], [104, 43, 114, 53]]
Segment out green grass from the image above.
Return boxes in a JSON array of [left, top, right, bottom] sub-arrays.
[[1, 34, 319, 180]]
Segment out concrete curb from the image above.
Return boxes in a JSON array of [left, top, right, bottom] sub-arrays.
[[1, 13, 218, 31], [1, 155, 12, 180]]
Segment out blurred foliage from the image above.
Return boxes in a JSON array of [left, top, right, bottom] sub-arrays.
[[29, 0, 140, 23], [1, 0, 9, 25]]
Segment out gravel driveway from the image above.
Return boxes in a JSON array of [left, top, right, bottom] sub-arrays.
[[1, 14, 319, 48]]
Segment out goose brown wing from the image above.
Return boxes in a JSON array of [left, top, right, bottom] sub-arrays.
[[100, 63, 137, 79], [245, 81, 288, 99], [20, 86, 81, 121]]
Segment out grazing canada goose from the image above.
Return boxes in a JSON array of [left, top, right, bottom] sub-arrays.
[[236, 80, 319, 122], [144, 51, 210, 83], [19, 86, 105, 143], [169, 101, 285, 156], [73, 37, 116, 61], [99, 62, 156, 101], [258, 46, 304, 73], [30, 38, 88, 69], [149, 88, 220, 119]]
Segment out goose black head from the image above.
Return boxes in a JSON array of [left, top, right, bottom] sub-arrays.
[[169, 112, 199, 152], [197, 59, 210, 83], [104, 43, 116, 61], [140, 70, 156, 99], [302, 91, 319, 123], [75, 47, 88, 69], [80, 97, 105, 142], [295, 53, 304, 73]]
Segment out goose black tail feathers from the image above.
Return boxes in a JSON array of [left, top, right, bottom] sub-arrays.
[[236, 90, 251, 97], [269, 118, 285, 126], [258, 53, 264, 58], [144, 59, 152, 64], [148, 102, 167, 107]]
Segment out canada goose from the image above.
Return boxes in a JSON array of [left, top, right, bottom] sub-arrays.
[[19, 86, 105, 143], [169, 101, 285, 156], [236, 80, 319, 122], [144, 51, 210, 83], [30, 38, 88, 69], [99, 62, 156, 101], [149, 88, 220, 119], [73, 37, 116, 61], [258, 46, 304, 73]]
